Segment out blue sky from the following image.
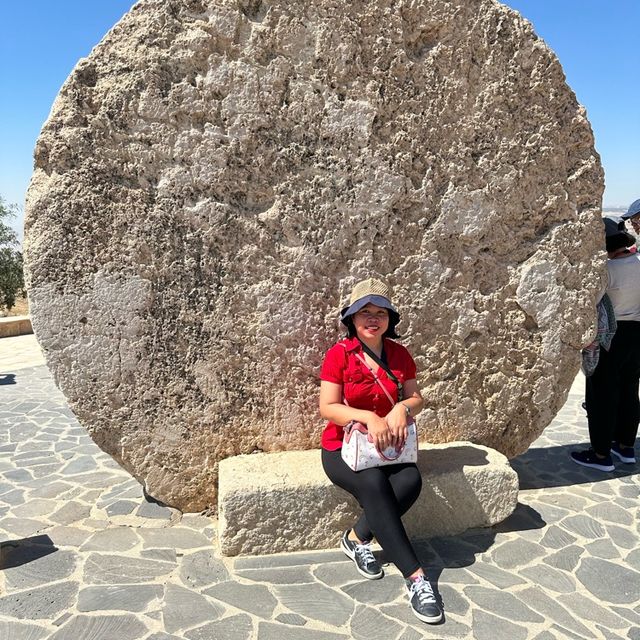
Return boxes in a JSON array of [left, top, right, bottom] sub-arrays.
[[1, 1, 638, 241]]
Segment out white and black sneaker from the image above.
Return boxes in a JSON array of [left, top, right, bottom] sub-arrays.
[[340, 530, 383, 580], [405, 575, 443, 624]]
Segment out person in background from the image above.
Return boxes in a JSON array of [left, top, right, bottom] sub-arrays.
[[622, 198, 640, 238], [571, 215, 640, 470]]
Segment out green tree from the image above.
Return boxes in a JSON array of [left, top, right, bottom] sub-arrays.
[[0, 196, 25, 311]]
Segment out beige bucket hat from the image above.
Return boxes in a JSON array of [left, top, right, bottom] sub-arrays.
[[340, 278, 399, 325]]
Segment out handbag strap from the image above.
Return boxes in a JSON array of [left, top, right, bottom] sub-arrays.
[[338, 340, 404, 407], [353, 352, 396, 407], [356, 338, 404, 402]]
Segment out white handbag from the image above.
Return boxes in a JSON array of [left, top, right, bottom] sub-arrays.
[[341, 419, 418, 471], [340, 351, 418, 471]]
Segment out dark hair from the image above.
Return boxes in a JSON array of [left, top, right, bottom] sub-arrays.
[[606, 231, 635, 253], [343, 312, 401, 339]]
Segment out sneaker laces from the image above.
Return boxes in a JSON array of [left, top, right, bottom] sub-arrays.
[[354, 543, 377, 568], [410, 576, 437, 605]]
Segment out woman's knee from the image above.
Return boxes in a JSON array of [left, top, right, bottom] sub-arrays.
[[357, 468, 393, 496], [396, 464, 421, 487], [396, 465, 422, 501], [322, 450, 360, 495]]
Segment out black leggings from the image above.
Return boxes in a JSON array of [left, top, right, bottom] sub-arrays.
[[321, 447, 422, 578]]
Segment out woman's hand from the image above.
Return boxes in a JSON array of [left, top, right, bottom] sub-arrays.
[[385, 404, 409, 445], [367, 413, 395, 450]]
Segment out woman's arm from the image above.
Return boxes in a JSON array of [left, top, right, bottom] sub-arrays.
[[319, 381, 375, 425], [398, 378, 424, 417], [385, 379, 424, 442], [319, 380, 392, 448]]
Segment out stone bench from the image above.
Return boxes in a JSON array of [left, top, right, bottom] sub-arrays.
[[218, 442, 519, 556], [0, 315, 33, 338]]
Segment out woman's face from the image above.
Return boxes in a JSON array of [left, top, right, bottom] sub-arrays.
[[353, 303, 389, 341]]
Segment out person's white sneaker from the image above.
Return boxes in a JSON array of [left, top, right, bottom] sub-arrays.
[[405, 575, 443, 624], [340, 530, 383, 580]]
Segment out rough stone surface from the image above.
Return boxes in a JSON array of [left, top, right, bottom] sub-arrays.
[[0, 582, 79, 621], [2, 547, 77, 591], [202, 581, 278, 619], [137, 527, 212, 549], [275, 613, 307, 626], [575, 558, 640, 605], [24, 0, 604, 510], [77, 585, 163, 613], [0, 620, 49, 640], [179, 549, 230, 588], [258, 622, 349, 640], [518, 564, 576, 594], [162, 584, 226, 633], [464, 586, 544, 623], [380, 602, 472, 636], [80, 527, 140, 552], [237, 566, 314, 584], [520, 586, 595, 639], [464, 563, 525, 589], [351, 604, 404, 640], [83, 553, 175, 584], [218, 442, 518, 554], [183, 614, 254, 640], [560, 593, 629, 630], [48, 615, 148, 640], [273, 583, 354, 626], [472, 610, 528, 640], [341, 576, 405, 605]]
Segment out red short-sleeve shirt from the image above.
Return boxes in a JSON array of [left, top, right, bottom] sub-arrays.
[[320, 336, 417, 450]]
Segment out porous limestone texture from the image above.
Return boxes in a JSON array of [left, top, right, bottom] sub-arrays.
[[218, 442, 519, 555], [25, 0, 604, 511]]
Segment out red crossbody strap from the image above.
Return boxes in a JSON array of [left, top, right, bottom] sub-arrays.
[[337, 342, 351, 407]]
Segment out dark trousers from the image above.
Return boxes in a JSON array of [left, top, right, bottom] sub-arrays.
[[586, 320, 640, 455], [321, 448, 422, 578]]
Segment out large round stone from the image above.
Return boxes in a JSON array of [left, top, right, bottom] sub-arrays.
[[25, 0, 604, 511]]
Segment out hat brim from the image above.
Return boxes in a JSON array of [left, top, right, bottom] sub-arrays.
[[340, 294, 399, 325], [622, 199, 640, 219]]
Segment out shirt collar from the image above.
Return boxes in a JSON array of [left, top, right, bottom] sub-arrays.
[[342, 336, 361, 353], [343, 336, 388, 353]]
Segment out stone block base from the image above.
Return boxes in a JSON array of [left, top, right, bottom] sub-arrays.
[[0, 316, 33, 338], [218, 442, 518, 556]]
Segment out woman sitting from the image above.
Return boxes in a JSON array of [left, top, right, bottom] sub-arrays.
[[319, 278, 443, 625]]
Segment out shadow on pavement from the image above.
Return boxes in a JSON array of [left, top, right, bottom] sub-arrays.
[[383, 504, 545, 580], [0, 373, 17, 385], [0, 534, 57, 570], [413, 502, 545, 569], [392, 503, 546, 623], [511, 442, 639, 489]]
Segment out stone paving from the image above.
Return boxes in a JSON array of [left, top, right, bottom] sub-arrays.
[[0, 334, 639, 640]]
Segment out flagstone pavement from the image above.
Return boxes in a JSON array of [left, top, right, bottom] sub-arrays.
[[0, 334, 638, 640]]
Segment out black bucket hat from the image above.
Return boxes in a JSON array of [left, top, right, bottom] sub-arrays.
[[603, 217, 635, 253]]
